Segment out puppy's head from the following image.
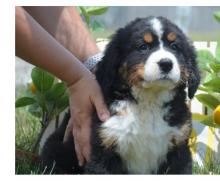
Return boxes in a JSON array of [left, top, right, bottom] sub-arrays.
[[96, 16, 200, 101]]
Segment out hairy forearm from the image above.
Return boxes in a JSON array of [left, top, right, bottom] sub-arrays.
[[23, 6, 100, 62], [16, 6, 91, 85]]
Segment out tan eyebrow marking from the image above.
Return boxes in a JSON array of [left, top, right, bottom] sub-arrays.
[[167, 32, 176, 42], [144, 33, 153, 43]]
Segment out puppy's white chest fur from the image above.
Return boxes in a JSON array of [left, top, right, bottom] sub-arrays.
[[100, 89, 179, 174]]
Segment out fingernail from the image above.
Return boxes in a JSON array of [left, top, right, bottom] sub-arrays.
[[100, 112, 110, 121], [79, 162, 83, 166]]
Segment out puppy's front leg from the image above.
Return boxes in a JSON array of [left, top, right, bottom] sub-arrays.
[[84, 160, 110, 174], [158, 143, 192, 174], [84, 151, 126, 174]]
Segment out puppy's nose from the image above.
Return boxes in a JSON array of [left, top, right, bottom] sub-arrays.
[[158, 58, 173, 73]]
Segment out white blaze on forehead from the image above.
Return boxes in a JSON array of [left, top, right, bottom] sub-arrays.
[[148, 48, 177, 63], [150, 18, 163, 39]]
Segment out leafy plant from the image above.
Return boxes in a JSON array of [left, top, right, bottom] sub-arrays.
[[78, 6, 108, 32], [16, 67, 69, 152], [193, 11, 220, 128]]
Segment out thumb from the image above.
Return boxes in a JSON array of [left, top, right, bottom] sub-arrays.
[[92, 93, 110, 122]]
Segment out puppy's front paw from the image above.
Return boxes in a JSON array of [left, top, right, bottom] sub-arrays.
[[84, 162, 109, 174]]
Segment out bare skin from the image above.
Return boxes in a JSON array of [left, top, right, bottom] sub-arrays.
[[16, 6, 110, 166], [23, 6, 99, 62]]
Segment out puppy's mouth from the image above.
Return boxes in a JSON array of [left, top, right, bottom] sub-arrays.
[[126, 62, 180, 89], [140, 76, 177, 89]]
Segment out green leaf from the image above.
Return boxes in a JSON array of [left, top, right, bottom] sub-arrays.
[[192, 113, 209, 121], [203, 78, 220, 93], [45, 100, 55, 115], [55, 92, 69, 114], [192, 114, 220, 129], [202, 72, 217, 84], [31, 67, 54, 93], [34, 91, 47, 112], [215, 42, 220, 62], [214, 11, 220, 24], [86, 6, 108, 16], [76, 6, 82, 14], [15, 97, 36, 108], [44, 82, 67, 116], [79, 6, 90, 27], [209, 62, 220, 73], [46, 82, 67, 100], [200, 116, 220, 129], [197, 50, 215, 62], [197, 50, 215, 71], [198, 86, 211, 92], [92, 20, 104, 32], [196, 93, 220, 110], [28, 102, 42, 118]]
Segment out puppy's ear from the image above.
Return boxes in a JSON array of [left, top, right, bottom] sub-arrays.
[[186, 44, 200, 99], [95, 28, 129, 101]]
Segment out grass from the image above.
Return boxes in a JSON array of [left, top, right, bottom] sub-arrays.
[[193, 159, 220, 175], [15, 107, 42, 174], [16, 108, 41, 152], [16, 157, 43, 175], [15, 85, 42, 174]]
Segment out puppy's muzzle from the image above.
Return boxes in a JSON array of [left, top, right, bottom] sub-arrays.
[[158, 58, 173, 74]]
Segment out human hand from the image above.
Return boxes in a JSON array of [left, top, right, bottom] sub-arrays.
[[63, 72, 110, 166]]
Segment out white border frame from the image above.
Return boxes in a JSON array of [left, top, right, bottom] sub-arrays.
[[0, 0, 220, 179]]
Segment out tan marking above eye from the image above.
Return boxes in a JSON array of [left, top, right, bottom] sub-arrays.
[[144, 33, 153, 43], [167, 32, 176, 42]]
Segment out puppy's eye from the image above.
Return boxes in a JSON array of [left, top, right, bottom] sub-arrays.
[[170, 42, 178, 51], [138, 44, 148, 51]]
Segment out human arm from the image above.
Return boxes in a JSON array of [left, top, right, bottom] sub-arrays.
[[16, 6, 87, 85], [23, 6, 99, 62], [16, 6, 110, 165]]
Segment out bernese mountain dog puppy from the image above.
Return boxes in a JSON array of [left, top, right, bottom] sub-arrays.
[[41, 16, 200, 174]]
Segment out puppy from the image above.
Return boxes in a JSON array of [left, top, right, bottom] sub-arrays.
[[41, 16, 200, 174]]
